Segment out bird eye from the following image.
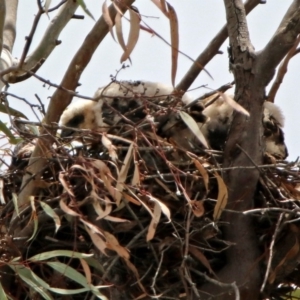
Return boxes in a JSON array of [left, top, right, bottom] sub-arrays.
[[66, 114, 85, 128]]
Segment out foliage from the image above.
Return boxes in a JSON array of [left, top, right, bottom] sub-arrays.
[[0, 0, 300, 299]]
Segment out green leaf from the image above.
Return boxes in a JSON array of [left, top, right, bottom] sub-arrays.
[[47, 261, 88, 287], [11, 265, 53, 300], [289, 288, 300, 298], [0, 103, 27, 119], [0, 120, 20, 144], [0, 281, 8, 300], [77, 0, 95, 20], [40, 202, 61, 233], [47, 261, 108, 299], [31, 271, 104, 296], [84, 257, 105, 273], [29, 250, 93, 262], [12, 263, 107, 299], [179, 111, 208, 148]]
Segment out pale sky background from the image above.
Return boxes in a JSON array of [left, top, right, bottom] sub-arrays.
[[5, 1, 300, 160]]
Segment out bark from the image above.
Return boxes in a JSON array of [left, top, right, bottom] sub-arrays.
[[3, 0, 17, 52], [199, 0, 300, 299], [176, 0, 264, 93]]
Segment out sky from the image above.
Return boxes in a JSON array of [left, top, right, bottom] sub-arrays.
[[5, 0, 300, 160]]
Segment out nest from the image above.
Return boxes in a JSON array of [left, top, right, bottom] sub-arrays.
[[1, 94, 300, 300]]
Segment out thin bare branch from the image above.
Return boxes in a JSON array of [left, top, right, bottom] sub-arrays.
[[176, 0, 262, 93], [0, 0, 5, 54], [256, 0, 300, 87], [267, 34, 300, 103], [3, 0, 17, 52], [261, 213, 284, 292], [7, 0, 78, 82]]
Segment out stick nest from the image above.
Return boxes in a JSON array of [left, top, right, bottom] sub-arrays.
[[1, 95, 300, 300]]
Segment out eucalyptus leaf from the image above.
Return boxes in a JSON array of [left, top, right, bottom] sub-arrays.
[[0, 102, 27, 119], [77, 0, 95, 20]]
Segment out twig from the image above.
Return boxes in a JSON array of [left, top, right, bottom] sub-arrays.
[[260, 213, 284, 292], [267, 34, 300, 102], [243, 207, 300, 215], [190, 268, 240, 300], [176, 0, 262, 92]]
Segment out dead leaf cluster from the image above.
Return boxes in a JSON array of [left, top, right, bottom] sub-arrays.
[[1, 93, 300, 299]]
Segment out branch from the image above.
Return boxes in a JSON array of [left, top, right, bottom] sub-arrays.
[[198, 1, 261, 298], [267, 34, 300, 103], [6, 0, 78, 82], [256, 0, 300, 87], [0, 1, 17, 91], [15, 0, 135, 228], [0, 0, 5, 54], [176, 0, 263, 93], [3, 0, 17, 52]]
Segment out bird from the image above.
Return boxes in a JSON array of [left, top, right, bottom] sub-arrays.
[[59, 80, 288, 159], [59, 80, 194, 138], [199, 96, 288, 159]]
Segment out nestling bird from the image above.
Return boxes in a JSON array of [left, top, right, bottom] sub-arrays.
[[59, 81, 288, 159], [199, 96, 288, 159], [60, 80, 193, 138]]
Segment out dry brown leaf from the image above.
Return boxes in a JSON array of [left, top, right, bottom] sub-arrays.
[[220, 93, 250, 117], [0, 179, 5, 204], [139, 23, 155, 35], [59, 199, 80, 217], [93, 195, 112, 220], [154, 178, 179, 201], [282, 182, 300, 200], [191, 200, 205, 217], [104, 231, 130, 259], [147, 202, 161, 241], [112, 1, 124, 16], [213, 172, 228, 221], [148, 195, 171, 222], [151, 0, 169, 18], [269, 236, 300, 284], [167, 2, 178, 86], [59, 172, 74, 197], [102, 133, 118, 161], [126, 188, 154, 217], [80, 258, 92, 285], [193, 159, 209, 192], [102, 0, 115, 41], [189, 245, 214, 274], [123, 258, 147, 294], [91, 159, 116, 198], [85, 226, 107, 255], [115, 143, 133, 205], [123, 192, 141, 206], [121, 8, 140, 63], [115, 12, 127, 53], [131, 162, 140, 186], [80, 219, 104, 236], [114, 221, 138, 233], [103, 215, 130, 223]]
